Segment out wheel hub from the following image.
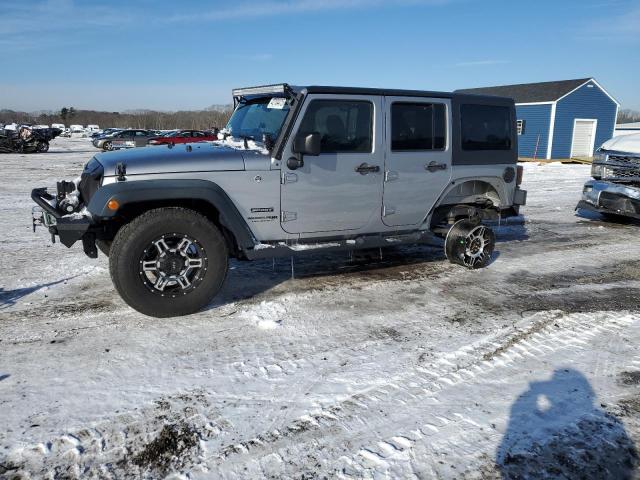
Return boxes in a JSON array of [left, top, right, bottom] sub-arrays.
[[158, 252, 187, 276], [139, 234, 207, 297]]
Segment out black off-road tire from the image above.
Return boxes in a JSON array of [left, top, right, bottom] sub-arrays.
[[445, 219, 495, 269], [109, 208, 228, 317], [37, 141, 49, 153], [96, 240, 111, 257]]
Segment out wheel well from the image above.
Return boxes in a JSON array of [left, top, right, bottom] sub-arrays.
[[107, 199, 242, 257], [430, 180, 502, 229], [438, 180, 501, 207]]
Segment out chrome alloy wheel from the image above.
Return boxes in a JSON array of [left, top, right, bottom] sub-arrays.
[[139, 234, 207, 297], [462, 225, 492, 268]]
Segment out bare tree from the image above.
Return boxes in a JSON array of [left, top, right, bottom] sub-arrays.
[[618, 109, 640, 124], [1, 107, 233, 130]]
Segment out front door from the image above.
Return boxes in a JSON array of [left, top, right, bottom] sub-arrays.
[[280, 94, 383, 234], [571, 119, 597, 158], [382, 97, 452, 227]]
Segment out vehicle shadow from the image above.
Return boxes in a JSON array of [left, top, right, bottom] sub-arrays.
[[575, 208, 640, 227], [206, 244, 447, 310], [491, 215, 530, 243], [496, 368, 638, 479], [0, 277, 74, 309], [205, 219, 528, 311], [0, 374, 10, 382]]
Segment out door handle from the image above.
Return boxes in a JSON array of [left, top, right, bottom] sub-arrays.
[[425, 161, 447, 172], [355, 163, 380, 175]]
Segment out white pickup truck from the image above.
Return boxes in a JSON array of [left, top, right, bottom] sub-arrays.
[[577, 133, 640, 221]]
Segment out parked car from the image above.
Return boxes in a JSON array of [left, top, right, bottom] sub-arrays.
[[0, 125, 61, 153], [70, 124, 85, 133], [92, 129, 154, 150], [577, 133, 640, 221], [91, 128, 122, 139], [147, 130, 217, 145], [32, 83, 526, 317]]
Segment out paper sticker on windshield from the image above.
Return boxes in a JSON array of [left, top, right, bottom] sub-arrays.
[[267, 98, 287, 110]]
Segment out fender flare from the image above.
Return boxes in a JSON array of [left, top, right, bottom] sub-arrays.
[[86, 179, 256, 250]]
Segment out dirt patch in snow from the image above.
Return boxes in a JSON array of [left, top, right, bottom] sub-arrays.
[[618, 397, 640, 417], [369, 326, 406, 342], [507, 261, 640, 292], [482, 313, 562, 361], [0, 299, 116, 321], [128, 422, 200, 476], [619, 371, 640, 387], [497, 415, 638, 479]]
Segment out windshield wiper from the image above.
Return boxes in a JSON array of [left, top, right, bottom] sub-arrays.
[[235, 135, 254, 149]]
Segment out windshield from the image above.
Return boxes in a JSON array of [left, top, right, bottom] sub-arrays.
[[225, 97, 291, 140]]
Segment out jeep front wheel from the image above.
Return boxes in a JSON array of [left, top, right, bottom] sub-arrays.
[[444, 219, 495, 269], [109, 208, 228, 317]]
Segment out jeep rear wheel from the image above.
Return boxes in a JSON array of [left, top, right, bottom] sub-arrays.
[[109, 208, 228, 317], [444, 219, 495, 269]]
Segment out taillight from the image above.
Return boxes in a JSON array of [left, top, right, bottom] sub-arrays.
[[516, 165, 524, 186]]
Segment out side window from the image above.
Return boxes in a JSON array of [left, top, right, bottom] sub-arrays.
[[135, 131, 147, 137], [391, 103, 447, 151], [461, 104, 512, 151], [298, 100, 373, 153]]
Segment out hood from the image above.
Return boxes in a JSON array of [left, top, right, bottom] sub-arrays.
[[96, 142, 252, 177], [601, 133, 640, 155]]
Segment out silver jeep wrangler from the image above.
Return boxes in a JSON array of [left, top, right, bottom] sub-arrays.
[[32, 84, 527, 317]]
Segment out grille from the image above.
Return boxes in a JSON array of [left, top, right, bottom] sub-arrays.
[[611, 168, 640, 179], [608, 155, 640, 167], [603, 154, 640, 181]]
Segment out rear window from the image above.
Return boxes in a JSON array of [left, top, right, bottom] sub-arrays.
[[461, 104, 512, 151]]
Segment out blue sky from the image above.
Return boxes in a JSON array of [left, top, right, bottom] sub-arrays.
[[1, 0, 639, 112]]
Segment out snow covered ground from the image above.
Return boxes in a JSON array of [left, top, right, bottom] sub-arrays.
[[1, 138, 638, 479]]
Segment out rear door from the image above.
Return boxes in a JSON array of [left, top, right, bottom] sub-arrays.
[[112, 130, 135, 149], [134, 130, 150, 147], [280, 94, 384, 234], [382, 97, 452, 227]]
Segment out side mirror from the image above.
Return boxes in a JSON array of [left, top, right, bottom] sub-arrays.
[[293, 132, 321, 157]]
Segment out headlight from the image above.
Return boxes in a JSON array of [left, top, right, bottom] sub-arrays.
[[591, 163, 604, 180], [593, 150, 607, 163]]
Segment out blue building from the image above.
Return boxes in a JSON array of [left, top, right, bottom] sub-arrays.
[[459, 78, 619, 159]]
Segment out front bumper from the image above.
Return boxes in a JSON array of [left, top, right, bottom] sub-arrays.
[[31, 187, 99, 257], [577, 180, 640, 220]]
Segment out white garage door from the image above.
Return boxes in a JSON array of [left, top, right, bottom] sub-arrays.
[[571, 119, 597, 158]]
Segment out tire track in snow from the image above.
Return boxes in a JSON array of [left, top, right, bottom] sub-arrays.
[[199, 311, 637, 478]]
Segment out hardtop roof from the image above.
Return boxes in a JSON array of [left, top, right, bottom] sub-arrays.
[[232, 83, 513, 103]]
